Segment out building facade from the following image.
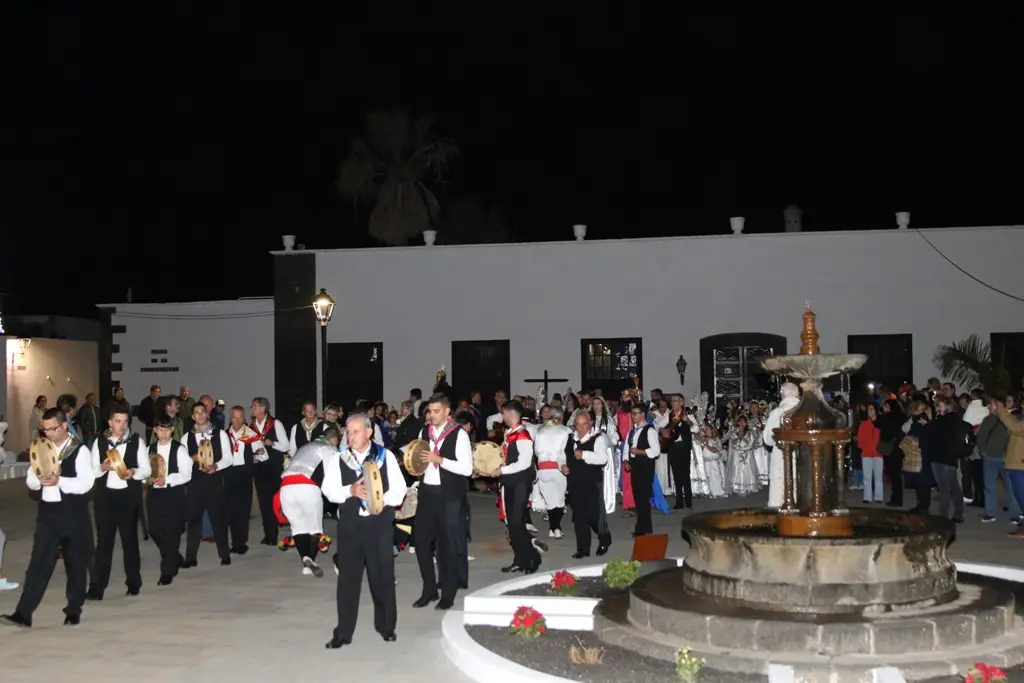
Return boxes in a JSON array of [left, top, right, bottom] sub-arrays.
[[101, 226, 1024, 421]]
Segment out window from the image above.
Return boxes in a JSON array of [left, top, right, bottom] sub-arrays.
[[451, 340, 510, 404], [991, 333, 1024, 392], [712, 345, 777, 405], [580, 338, 642, 397], [847, 334, 913, 403]]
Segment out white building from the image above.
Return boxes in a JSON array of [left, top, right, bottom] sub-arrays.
[[99, 224, 1024, 420]]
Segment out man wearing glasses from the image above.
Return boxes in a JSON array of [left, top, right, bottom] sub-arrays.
[[624, 406, 661, 537]]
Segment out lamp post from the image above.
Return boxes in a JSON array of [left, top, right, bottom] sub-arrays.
[[313, 288, 336, 409], [676, 355, 688, 386]]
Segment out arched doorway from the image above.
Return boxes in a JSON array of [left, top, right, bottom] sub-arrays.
[[699, 333, 788, 406]]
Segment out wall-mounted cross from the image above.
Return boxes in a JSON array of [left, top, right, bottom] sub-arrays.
[[523, 369, 570, 397]]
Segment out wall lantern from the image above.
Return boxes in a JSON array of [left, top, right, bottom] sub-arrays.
[[17, 338, 31, 352], [675, 355, 688, 385]]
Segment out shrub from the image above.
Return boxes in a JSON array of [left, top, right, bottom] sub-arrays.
[[602, 556, 641, 588], [675, 647, 705, 682]]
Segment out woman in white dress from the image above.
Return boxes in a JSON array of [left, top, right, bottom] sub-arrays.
[[698, 423, 728, 497], [747, 402, 770, 487], [590, 397, 619, 514], [651, 398, 671, 496], [726, 416, 760, 495]]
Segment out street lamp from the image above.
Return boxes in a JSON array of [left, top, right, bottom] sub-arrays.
[[313, 288, 336, 408], [675, 355, 688, 385]]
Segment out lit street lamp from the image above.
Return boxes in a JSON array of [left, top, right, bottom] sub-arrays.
[[313, 288, 336, 408]]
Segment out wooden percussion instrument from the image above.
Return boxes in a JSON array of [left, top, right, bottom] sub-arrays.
[[396, 484, 418, 520], [402, 439, 430, 478], [362, 459, 386, 515], [195, 440, 215, 470], [106, 448, 130, 478], [472, 441, 503, 477], [149, 454, 166, 485], [29, 438, 60, 479]]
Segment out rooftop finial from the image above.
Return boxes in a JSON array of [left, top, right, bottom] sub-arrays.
[[800, 303, 820, 355]]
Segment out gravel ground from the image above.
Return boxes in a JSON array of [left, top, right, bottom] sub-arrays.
[[466, 625, 766, 683], [503, 576, 614, 598]]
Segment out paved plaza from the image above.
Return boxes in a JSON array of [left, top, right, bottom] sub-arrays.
[[0, 479, 1022, 683]]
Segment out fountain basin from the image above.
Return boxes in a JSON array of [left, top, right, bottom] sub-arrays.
[[680, 508, 958, 615]]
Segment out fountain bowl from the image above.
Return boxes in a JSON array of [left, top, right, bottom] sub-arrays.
[[760, 352, 868, 380]]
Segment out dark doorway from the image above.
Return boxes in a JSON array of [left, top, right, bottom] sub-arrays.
[[327, 342, 383, 412], [992, 333, 1024, 392], [451, 340, 510, 406], [580, 338, 643, 399], [699, 333, 787, 406], [847, 334, 913, 405]]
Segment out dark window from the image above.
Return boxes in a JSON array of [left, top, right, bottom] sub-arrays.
[[326, 342, 383, 412], [580, 338, 642, 398], [111, 344, 120, 354], [991, 333, 1024, 392], [451, 340, 510, 405], [712, 345, 777, 405], [111, 363, 123, 372], [847, 334, 913, 404], [111, 324, 126, 334]]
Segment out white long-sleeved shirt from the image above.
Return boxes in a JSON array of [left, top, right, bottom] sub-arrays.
[[252, 418, 289, 461], [500, 425, 535, 476], [228, 426, 266, 466], [27, 437, 95, 503], [92, 434, 152, 489], [570, 429, 610, 466], [288, 419, 324, 456], [422, 423, 473, 485], [190, 428, 233, 472], [535, 424, 571, 467], [485, 413, 503, 431], [321, 444, 407, 517], [762, 396, 801, 450], [627, 423, 660, 460], [150, 441, 193, 489]]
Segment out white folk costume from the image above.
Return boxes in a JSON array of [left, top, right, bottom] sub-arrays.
[[591, 408, 619, 515], [322, 442, 407, 645], [726, 427, 760, 495], [89, 431, 151, 599], [274, 437, 332, 575], [651, 410, 671, 496], [183, 425, 233, 565], [566, 427, 612, 558], [249, 416, 289, 545], [750, 415, 770, 487], [689, 422, 711, 498], [699, 433, 728, 497], [147, 437, 193, 584], [531, 421, 571, 535], [764, 393, 801, 508], [288, 417, 327, 457]]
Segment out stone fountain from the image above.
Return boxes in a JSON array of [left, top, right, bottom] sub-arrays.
[[595, 305, 1024, 681]]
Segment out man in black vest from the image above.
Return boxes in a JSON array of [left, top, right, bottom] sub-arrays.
[[323, 414, 407, 649], [494, 400, 541, 574], [250, 397, 288, 545], [2, 409, 95, 627], [147, 413, 194, 585], [87, 405, 151, 600], [565, 410, 613, 558], [625, 405, 661, 537], [665, 394, 695, 509], [182, 402, 233, 567], [412, 393, 473, 611]]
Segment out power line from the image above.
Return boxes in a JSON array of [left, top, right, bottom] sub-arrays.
[[915, 229, 1024, 304]]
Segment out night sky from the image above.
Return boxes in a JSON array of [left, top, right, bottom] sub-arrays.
[[3, 7, 1023, 317]]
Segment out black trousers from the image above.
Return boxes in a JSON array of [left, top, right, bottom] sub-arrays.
[[631, 458, 655, 535], [413, 486, 467, 602], [668, 442, 692, 507], [185, 474, 230, 562], [16, 500, 92, 620], [884, 452, 904, 505], [502, 478, 539, 569], [223, 464, 253, 549], [570, 479, 611, 554], [548, 507, 564, 531], [253, 461, 281, 543], [334, 510, 396, 641], [913, 484, 932, 512], [91, 487, 142, 595], [147, 486, 185, 578], [294, 534, 319, 562], [962, 459, 984, 505]]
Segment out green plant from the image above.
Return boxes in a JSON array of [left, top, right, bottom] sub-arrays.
[[933, 334, 1011, 396], [550, 570, 578, 596], [675, 647, 706, 682], [509, 606, 546, 639], [602, 556, 641, 588]]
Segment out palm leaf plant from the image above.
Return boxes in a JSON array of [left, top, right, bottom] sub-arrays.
[[932, 334, 1010, 396], [338, 109, 459, 246]]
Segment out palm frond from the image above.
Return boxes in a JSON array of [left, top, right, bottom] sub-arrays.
[[932, 334, 1010, 394]]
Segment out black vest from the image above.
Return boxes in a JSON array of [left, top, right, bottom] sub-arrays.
[[95, 433, 142, 493], [57, 439, 82, 478], [565, 433, 604, 484], [186, 430, 226, 476], [501, 427, 535, 485], [149, 440, 182, 475], [228, 430, 257, 466], [294, 420, 326, 450], [338, 445, 391, 516], [628, 424, 654, 469], [419, 425, 469, 500]]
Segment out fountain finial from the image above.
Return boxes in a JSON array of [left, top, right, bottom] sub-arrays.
[[800, 302, 820, 355]]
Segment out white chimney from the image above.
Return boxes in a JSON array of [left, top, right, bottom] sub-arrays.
[[423, 229, 437, 246], [573, 224, 587, 241], [784, 205, 803, 232], [730, 216, 745, 235], [896, 211, 910, 230], [282, 235, 296, 251]]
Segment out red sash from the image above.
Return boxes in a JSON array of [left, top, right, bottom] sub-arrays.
[[538, 461, 560, 470], [251, 417, 277, 443], [428, 420, 460, 470], [229, 427, 262, 454], [273, 473, 316, 524]]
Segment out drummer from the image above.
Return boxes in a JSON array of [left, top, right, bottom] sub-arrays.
[[412, 393, 473, 611]]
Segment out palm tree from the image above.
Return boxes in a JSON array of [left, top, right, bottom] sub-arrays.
[[932, 334, 1011, 395], [436, 196, 514, 245], [337, 109, 459, 246]]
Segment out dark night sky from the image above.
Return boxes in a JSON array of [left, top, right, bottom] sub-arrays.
[[3, 7, 1023, 317]]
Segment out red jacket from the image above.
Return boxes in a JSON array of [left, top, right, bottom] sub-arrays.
[[857, 419, 882, 458]]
